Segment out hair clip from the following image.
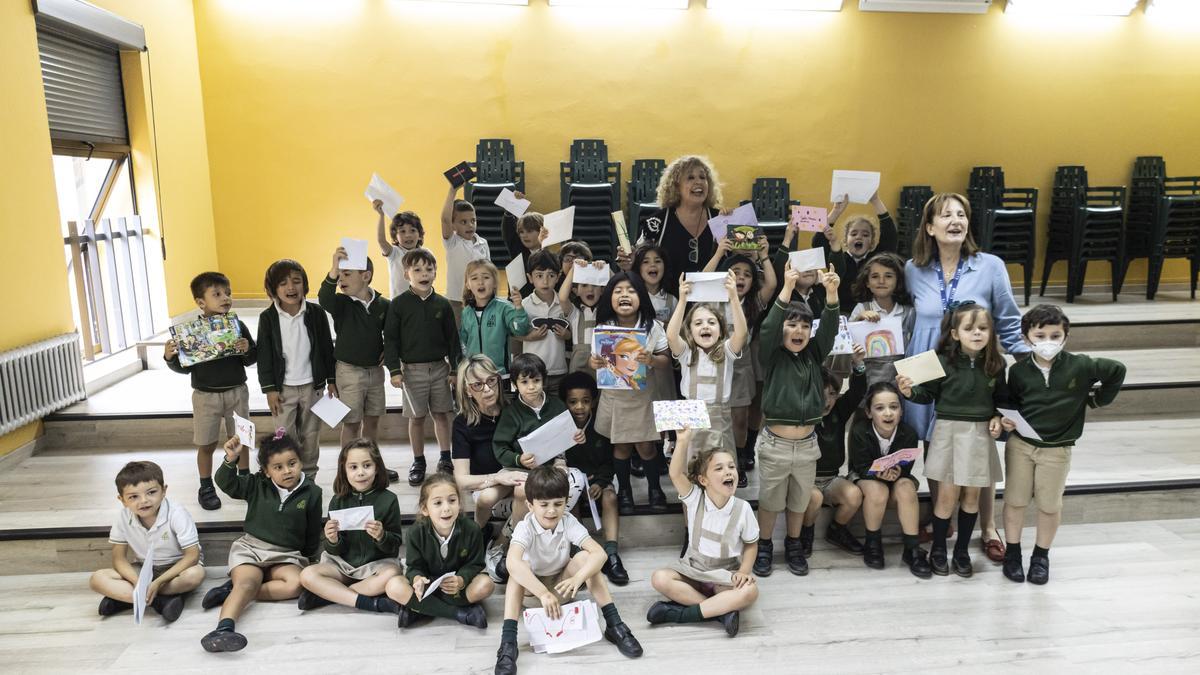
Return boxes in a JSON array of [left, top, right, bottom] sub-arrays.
[[946, 299, 977, 312], [273, 427, 287, 440]]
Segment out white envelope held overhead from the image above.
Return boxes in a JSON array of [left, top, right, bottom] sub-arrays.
[[830, 170, 881, 204], [788, 247, 826, 273], [339, 237, 369, 271], [573, 262, 611, 287], [997, 408, 1044, 442], [523, 600, 603, 655], [233, 413, 255, 451], [683, 272, 729, 303], [894, 349, 946, 386], [542, 206, 576, 246], [328, 505, 373, 531], [422, 571, 456, 600], [517, 410, 579, 466], [132, 545, 155, 625], [505, 254, 527, 290], [364, 172, 404, 217], [311, 394, 351, 428], [495, 188, 531, 217]]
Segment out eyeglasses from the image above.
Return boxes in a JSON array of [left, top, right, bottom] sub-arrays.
[[688, 238, 699, 264], [467, 376, 500, 392]]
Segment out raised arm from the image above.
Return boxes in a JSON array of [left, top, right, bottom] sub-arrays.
[[757, 243, 777, 307], [668, 428, 696, 495], [557, 261, 577, 315], [871, 191, 897, 254], [666, 275, 691, 356], [374, 200, 393, 256], [727, 271, 749, 355], [440, 184, 458, 240], [702, 237, 731, 273]]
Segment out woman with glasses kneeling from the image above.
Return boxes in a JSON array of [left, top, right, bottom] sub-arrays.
[[451, 355, 529, 582], [639, 155, 724, 295]]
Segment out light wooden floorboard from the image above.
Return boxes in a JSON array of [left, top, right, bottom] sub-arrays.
[[1, 519, 1198, 673], [1022, 290, 1199, 323]]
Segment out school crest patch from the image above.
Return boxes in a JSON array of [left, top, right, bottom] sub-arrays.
[[296, 499, 307, 510], [643, 216, 663, 235]]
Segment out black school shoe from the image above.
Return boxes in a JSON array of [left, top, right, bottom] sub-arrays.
[[408, 458, 427, 487], [602, 551, 630, 586], [397, 604, 417, 629], [646, 487, 668, 513], [297, 589, 333, 611], [150, 594, 184, 623], [825, 521, 865, 555], [784, 536, 809, 576], [646, 600, 683, 625], [456, 604, 488, 628], [799, 528, 814, 558], [603, 621, 643, 658], [494, 641, 518, 675], [201, 579, 233, 610], [197, 484, 221, 511], [1003, 555, 1026, 583], [617, 490, 636, 516], [201, 628, 247, 653], [929, 548, 950, 576], [436, 457, 455, 475], [902, 547, 933, 579], [863, 535, 885, 570], [1027, 556, 1050, 585], [385, 469, 400, 484], [737, 472, 748, 489], [98, 597, 133, 616], [752, 539, 773, 577], [717, 610, 740, 637], [952, 550, 974, 578]]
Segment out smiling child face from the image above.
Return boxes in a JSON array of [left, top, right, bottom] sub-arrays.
[[689, 307, 722, 350], [699, 451, 739, 499], [422, 482, 461, 535]]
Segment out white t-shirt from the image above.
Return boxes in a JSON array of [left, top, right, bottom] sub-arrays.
[[522, 292, 569, 375], [384, 245, 419, 298], [444, 233, 490, 302], [108, 497, 200, 565], [510, 511, 592, 577], [678, 341, 740, 404], [679, 486, 759, 560], [276, 302, 313, 386], [648, 289, 677, 324]]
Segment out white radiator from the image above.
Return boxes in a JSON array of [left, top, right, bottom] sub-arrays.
[[0, 333, 86, 435]]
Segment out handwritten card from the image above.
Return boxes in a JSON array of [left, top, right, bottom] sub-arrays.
[[339, 237, 369, 271], [684, 272, 729, 303], [847, 315, 906, 356], [542, 206, 576, 246], [790, 205, 828, 232], [518, 410, 579, 466], [573, 262, 611, 287], [811, 316, 856, 355], [232, 413, 255, 451], [495, 188, 531, 217], [524, 600, 603, 655], [505, 254, 527, 290], [364, 172, 404, 218], [831, 170, 881, 204], [998, 408, 1044, 442], [612, 211, 631, 254], [788, 247, 827, 273], [895, 350, 946, 386], [311, 394, 351, 428], [132, 545, 154, 624], [653, 399, 711, 433], [328, 505, 373, 531], [422, 571, 456, 601], [867, 447, 921, 476], [707, 202, 759, 241]]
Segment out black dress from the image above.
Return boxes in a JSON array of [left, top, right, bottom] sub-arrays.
[[641, 206, 719, 295]]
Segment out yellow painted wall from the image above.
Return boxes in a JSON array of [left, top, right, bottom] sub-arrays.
[[192, 1, 1200, 299]]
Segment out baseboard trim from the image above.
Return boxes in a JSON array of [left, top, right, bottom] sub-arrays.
[[0, 433, 43, 473]]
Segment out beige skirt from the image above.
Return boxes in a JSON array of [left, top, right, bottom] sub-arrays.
[[227, 533, 307, 570], [689, 403, 734, 455], [595, 387, 659, 444], [925, 418, 1003, 488], [319, 551, 401, 580]]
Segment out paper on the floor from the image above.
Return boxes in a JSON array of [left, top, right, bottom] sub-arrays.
[[339, 237, 369, 271], [788, 247, 826, 273], [518, 410, 579, 466], [790, 205, 828, 232], [847, 315, 906, 356], [505, 254, 526, 290], [329, 505, 373, 531], [683, 272, 729, 303], [311, 394, 351, 428], [868, 447, 920, 476], [894, 350, 946, 386], [232, 413, 255, 451], [132, 546, 154, 625], [653, 399, 711, 433], [364, 172, 404, 217], [997, 408, 1043, 441], [495, 188, 531, 217], [422, 571, 456, 600], [542, 206, 576, 246], [573, 262, 611, 287], [524, 600, 603, 654], [830, 170, 881, 204]]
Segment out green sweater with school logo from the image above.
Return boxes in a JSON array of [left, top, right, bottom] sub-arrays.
[[322, 488, 403, 568], [317, 277, 390, 368], [404, 515, 486, 588], [815, 368, 867, 478], [384, 289, 461, 374], [565, 421, 615, 489], [907, 352, 1008, 422], [848, 418, 920, 481], [1006, 351, 1126, 447], [215, 460, 323, 559], [493, 395, 570, 468], [759, 299, 841, 427]]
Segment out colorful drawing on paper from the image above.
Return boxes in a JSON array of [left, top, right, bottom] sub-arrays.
[[592, 326, 648, 391], [863, 329, 899, 357], [170, 313, 242, 367]]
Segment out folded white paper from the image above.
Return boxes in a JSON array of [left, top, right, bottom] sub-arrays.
[[495, 188, 531, 217], [788, 247, 826, 273], [339, 237, 369, 271], [831, 170, 881, 204], [365, 172, 404, 217], [895, 350, 946, 386], [328, 505, 373, 531], [311, 394, 351, 428], [505, 254, 527, 290], [422, 571, 456, 600], [684, 272, 729, 303], [518, 410, 579, 466], [997, 408, 1043, 441], [233, 413, 255, 451], [132, 545, 155, 625], [573, 262, 611, 287], [542, 206, 576, 246], [524, 600, 603, 655]]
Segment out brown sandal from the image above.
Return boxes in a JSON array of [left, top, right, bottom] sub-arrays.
[[982, 537, 1006, 563]]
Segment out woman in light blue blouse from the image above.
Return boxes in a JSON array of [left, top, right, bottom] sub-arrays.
[[904, 192, 1029, 561]]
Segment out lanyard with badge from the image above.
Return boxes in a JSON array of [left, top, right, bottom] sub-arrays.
[[933, 258, 966, 312]]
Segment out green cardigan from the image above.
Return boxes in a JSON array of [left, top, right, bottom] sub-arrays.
[[847, 418, 920, 481], [317, 277, 390, 368], [759, 300, 841, 427], [907, 352, 1008, 422], [215, 460, 323, 559], [1006, 351, 1125, 447], [493, 394, 570, 468], [323, 488, 403, 568], [404, 515, 486, 588], [256, 302, 335, 393]]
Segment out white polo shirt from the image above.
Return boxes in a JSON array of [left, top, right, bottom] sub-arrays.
[[384, 245, 417, 298], [679, 486, 759, 559], [521, 291, 568, 375], [108, 497, 200, 566], [510, 511, 591, 577], [276, 302, 313, 386], [444, 233, 490, 302]]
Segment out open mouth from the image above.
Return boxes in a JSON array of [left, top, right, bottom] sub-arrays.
[[617, 298, 634, 309], [699, 330, 714, 340], [851, 240, 867, 252], [722, 476, 736, 489]]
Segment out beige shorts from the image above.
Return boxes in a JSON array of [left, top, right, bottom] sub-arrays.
[[227, 533, 307, 570], [1004, 435, 1072, 514], [276, 384, 322, 477], [335, 361, 386, 423], [813, 475, 856, 505], [401, 361, 453, 418], [522, 569, 576, 606], [756, 429, 820, 513], [192, 385, 249, 446]]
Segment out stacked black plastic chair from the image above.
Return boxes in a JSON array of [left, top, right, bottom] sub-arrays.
[[747, 177, 796, 252], [625, 159, 665, 246], [967, 166, 1038, 305], [560, 139, 621, 261], [967, 166, 1005, 244], [465, 139, 525, 267], [1125, 156, 1200, 299], [896, 185, 933, 259], [1039, 166, 1126, 303]]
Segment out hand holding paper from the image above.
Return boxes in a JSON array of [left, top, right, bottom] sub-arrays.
[[830, 170, 881, 204], [328, 505, 374, 531], [364, 173, 404, 217], [573, 262, 611, 287], [683, 272, 729, 303], [894, 350, 946, 386], [495, 188, 531, 217], [518, 410, 580, 466], [867, 447, 920, 476], [505, 254, 527, 290], [422, 571, 456, 600], [788, 247, 826, 273], [790, 205, 828, 232], [542, 207, 575, 246], [653, 400, 712, 433], [997, 408, 1043, 441], [339, 237, 369, 271]]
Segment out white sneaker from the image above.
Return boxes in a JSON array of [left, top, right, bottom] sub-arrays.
[[485, 543, 505, 583]]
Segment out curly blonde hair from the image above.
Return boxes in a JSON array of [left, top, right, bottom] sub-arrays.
[[656, 155, 723, 210]]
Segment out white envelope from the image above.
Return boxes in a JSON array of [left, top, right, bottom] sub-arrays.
[[495, 188, 531, 217], [847, 315, 907, 356], [684, 272, 729, 303], [517, 410, 579, 466], [830, 170, 881, 204], [524, 600, 603, 655], [365, 172, 404, 217], [574, 263, 611, 287], [339, 237, 369, 271], [894, 349, 947, 386], [422, 571, 456, 600], [311, 394, 351, 428], [997, 408, 1044, 442], [542, 206, 576, 246], [788, 247, 826, 273], [505, 254, 527, 290], [132, 545, 155, 625], [328, 505, 373, 531], [233, 413, 255, 451]]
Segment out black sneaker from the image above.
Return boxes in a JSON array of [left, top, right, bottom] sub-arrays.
[[952, 550, 974, 578], [784, 536, 809, 576], [494, 555, 509, 585], [455, 604, 488, 628], [902, 547, 933, 579], [1003, 555, 1026, 583], [397, 604, 416, 629], [617, 490, 636, 516], [929, 548, 950, 576], [646, 487, 668, 513], [737, 471, 748, 489], [646, 600, 682, 625], [98, 597, 133, 616], [863, 535, 885, 570], [201, 628, 247, 653], [799, 527, 814, 558], [752, 539, 773, 577], [386, 469, 400, 484], [1028, 556, 1050, 585], [603, 621, 643, 658], [602, 551, 630, 586], [408, 459, 427, 487], [201, 579, 233, 610], [150, 594, 184, 623], [717, 610, 740, 637], [494, 641, 519, 675], [198, 484, 221, 511], [436, 457, 454, 475], [297, 589, 333, 611], [825, 521, 864, 555]]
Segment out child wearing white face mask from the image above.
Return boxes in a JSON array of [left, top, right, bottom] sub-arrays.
[[999, 304, 1125, 586]]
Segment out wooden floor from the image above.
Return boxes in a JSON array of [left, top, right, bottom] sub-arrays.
[[2, 518, 1199, 673], [1021, 289, 1199, 322]]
